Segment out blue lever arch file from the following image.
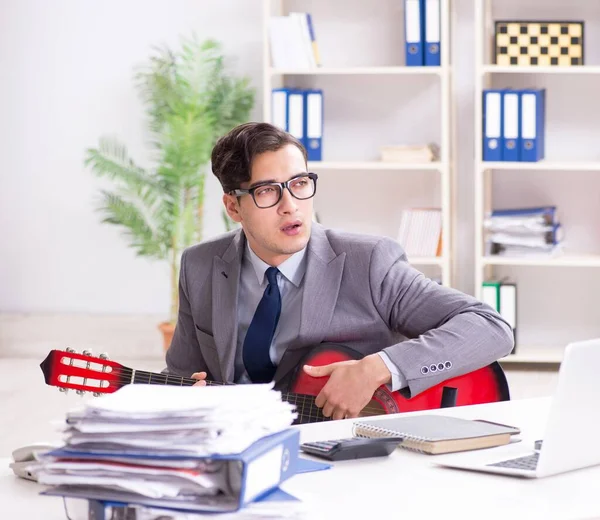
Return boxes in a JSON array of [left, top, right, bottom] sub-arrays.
[[288, 90, 305, 150], [271, 88, 291, 131], [424, 0, 441, 66], [502, 90, 521, 162], [87, 488, 302, 520], [303, 89, 323, 161], [405, 0, 424, 66], [483, 89, 504, 162], [41, 429, 300, 514], [520, 88, 546, 162]]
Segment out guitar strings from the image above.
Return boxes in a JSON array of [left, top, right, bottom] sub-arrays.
[[111, 366, 389, 419], [115, 366, 387, 416]]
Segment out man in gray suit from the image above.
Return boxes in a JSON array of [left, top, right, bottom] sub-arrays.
[[166, 122, 514, 420]]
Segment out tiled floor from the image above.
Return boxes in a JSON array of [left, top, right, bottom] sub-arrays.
[[0, 357, 559, 457]]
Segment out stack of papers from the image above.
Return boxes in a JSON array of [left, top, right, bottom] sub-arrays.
[[60, 383, 296, 456], [30, 384, 299, 514], [484, 206, 564, 257]]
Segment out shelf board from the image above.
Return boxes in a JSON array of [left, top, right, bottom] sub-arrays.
[[499, 347, 564, 365], [482, 65, 600, 75], [409, 257, 444, 266], [308, 161, 443, 171], [480, 160, 600, 172], [270, 66, 442, 76], [481, 255, 600, 267]]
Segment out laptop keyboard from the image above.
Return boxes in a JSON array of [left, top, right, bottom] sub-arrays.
[[488, 452, 539, 471]]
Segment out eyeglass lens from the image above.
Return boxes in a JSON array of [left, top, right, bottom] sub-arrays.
[[253, 175, 316, 208]]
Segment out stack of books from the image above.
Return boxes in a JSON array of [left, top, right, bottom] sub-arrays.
[[484, 206, 564, 257], [29, 384, 302, 516], [397, 208, 443, 257], [379, 143, 439, 163], [268, 13, 320, 69]]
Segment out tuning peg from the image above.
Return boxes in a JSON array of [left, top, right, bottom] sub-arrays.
[[92, 392, 101, 397], [59, 387, 69, 393], [82, 349, 92, 357], [76, 390, 86, 396], [65, 347, 76, 353], [99, 353, 109, 360]]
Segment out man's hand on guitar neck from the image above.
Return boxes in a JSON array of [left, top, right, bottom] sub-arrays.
[[303, 354, 392, 420], [191, 372, 208, 386]]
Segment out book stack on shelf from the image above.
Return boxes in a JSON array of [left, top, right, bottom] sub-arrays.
[[484, 206, 564, 258], [268, 12, 320, 70], [380, 143, 439, 163], [397, 208, 443, 258]]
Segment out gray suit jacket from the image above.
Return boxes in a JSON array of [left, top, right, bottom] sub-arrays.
[[166, 223, 514, 397]]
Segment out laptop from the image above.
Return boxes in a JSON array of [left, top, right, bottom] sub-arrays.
[[436, 338, 600, 478]]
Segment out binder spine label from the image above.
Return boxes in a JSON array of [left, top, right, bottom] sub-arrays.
[[521, 93, 537, 140], [483, 91, 503, 161], [503, 92, 520, 162], [425, 0, 441, 66], [405, 0, 424, 66]]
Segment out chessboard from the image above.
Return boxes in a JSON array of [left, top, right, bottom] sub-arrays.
[[495, 21, 584, 66]]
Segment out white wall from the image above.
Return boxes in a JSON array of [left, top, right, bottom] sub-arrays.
[[0, 0, 263, 315], [1, 0, 599, 357]]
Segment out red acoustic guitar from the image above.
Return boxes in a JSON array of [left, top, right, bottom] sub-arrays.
[[40, 344, 509, 424]]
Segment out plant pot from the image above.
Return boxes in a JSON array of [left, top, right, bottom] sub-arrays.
[[158, 322, 175, 352]]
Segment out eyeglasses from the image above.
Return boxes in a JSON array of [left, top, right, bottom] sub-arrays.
[[230, 173, 318, 209]]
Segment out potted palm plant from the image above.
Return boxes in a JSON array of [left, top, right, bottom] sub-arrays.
[[84, 36, 254, 351]]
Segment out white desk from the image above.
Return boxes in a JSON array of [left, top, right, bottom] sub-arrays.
[[2, 397, 599, 520]]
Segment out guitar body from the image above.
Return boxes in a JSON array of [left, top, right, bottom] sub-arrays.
[[288, 344, 510, 422], [40, 343, 510, 424]]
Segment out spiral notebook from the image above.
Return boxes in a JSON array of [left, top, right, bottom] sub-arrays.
[[352, 415, 520, 455]]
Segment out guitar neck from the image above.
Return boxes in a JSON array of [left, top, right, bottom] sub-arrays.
[[129, 369, 329, 423], [130, 369, 206, 387]]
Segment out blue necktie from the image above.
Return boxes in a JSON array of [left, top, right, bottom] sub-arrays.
[[243, 267, 280, 383]]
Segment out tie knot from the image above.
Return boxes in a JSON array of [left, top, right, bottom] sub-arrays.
[[265, 267, 279, 286]]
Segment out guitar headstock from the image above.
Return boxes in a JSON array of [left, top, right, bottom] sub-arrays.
[[40, 348, 128, 396]]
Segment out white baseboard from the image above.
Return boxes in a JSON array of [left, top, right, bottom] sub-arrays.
[[0, 313, 167, 360]]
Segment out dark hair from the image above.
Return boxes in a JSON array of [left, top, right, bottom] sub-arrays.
[[211, 122, 307, 193]]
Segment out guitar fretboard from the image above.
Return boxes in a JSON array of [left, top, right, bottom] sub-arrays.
[[129, 369, 331, 424]]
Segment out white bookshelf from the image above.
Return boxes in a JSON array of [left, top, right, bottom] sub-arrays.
[[482, 255, 600, 268], [410, 257, 445, 266], [474, 0, 600, 365], [482, 65, 600, 75], [270, 66, 443, 76], [477, 161, 600, 172], [308, 161, 444, 171], [262, 0, 455, 286]]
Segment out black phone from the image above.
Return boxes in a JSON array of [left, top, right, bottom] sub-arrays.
[[300, 436, 403, 461]]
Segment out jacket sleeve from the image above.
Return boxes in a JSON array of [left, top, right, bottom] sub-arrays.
[[165, 249, 209, 377], [369, 238, 514, 397]]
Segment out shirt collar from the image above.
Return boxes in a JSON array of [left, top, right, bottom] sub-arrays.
[[245, 242, 307, 287]]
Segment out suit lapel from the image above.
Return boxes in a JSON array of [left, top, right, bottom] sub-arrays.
[[274, 224, 346, 384], [212, 230, 244, 382]]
